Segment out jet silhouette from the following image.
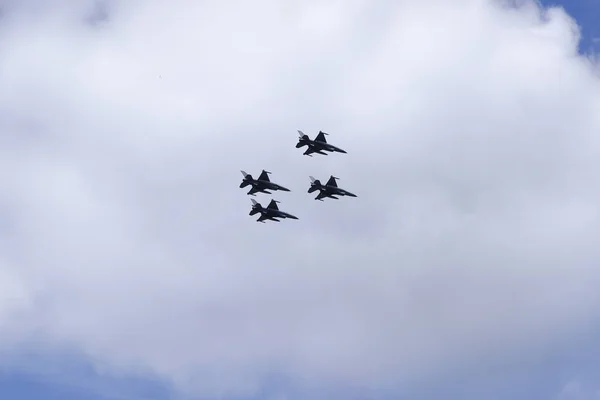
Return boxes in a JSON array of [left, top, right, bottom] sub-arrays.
[[249, 199, 299, 223], [296, 130, 347, 156], [308, 175, 357, 201], [239, 170, 291, 196]]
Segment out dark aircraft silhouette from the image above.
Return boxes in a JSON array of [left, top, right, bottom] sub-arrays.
[[296, 130, 347, 156], [239, 170, 291, 196], [308, 175, 357, 201], [249, 199, 299, 223]]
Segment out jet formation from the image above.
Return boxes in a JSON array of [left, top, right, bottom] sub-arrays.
[[240, 130, 356, 223]]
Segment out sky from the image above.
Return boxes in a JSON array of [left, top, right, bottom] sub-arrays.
[[0, 0, 600, 399], [539, 0, 600, 53]]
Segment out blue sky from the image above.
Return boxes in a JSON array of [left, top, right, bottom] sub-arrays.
[[0, 369, 171, 400], [1, 0, 600, 399], [5, 323, 600, 399], [541, 0, 600, 52]]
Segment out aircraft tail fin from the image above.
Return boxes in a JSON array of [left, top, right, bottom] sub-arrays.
[[326, 175, 338, 187], [315, 131, 328, 143], [267, 199, 279, 210], [258, 170, 271, 182]]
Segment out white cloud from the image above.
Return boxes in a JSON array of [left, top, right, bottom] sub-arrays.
[[1, 0, 600, 397]]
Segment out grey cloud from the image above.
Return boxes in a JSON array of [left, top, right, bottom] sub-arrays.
[[0, 0, 600, 398], [0, 0, 112, 28], [85, 1, 109, 27]]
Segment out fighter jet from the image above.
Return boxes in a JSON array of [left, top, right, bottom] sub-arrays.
[[308, 175, 357, 201], [239, 169, 291, 196], [296, 130, 347, 156], [249, 199, 299, 223]]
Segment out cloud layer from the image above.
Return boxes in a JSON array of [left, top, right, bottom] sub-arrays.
[[1, 0, 600, 397]]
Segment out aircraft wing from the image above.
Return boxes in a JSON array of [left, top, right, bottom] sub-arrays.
[[325, 176, 338, 187], [315, 191, 328, 200], [258, 170, 270, 182], [257, 214, 269, 222], [315, 131, 328, 143], [247, 186, 261, 195], [267, 200, 279, 210], [303, 147, 318, 156]]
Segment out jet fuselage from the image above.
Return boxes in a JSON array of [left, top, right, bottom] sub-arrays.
[[297, 140, 346, 154], [240, 172, 291, 196], [249, 202, 298, 222], [308, 180, 357, 200]]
